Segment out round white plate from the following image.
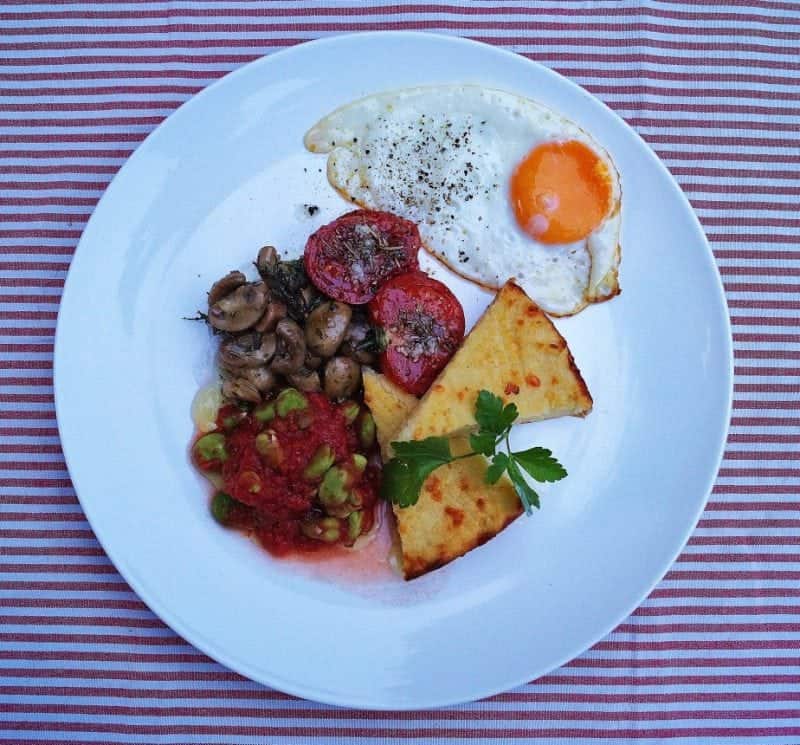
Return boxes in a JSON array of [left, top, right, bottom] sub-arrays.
[[55, 32, 732, 709]]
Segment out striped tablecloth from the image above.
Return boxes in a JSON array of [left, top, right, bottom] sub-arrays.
[[2, 1, 798, 742]]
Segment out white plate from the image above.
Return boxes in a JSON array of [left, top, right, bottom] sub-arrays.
[[54, 32, 732, 709]]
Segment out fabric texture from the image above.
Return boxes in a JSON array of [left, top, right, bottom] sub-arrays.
[[1, 1, 798, 742]]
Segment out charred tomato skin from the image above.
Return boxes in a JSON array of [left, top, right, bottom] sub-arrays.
[[368, 271, 465, 396], [304, 210, 421, 304]]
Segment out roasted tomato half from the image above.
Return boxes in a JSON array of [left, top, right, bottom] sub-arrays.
[[304, 210, 420, 304], [368, 271, 465, 396]]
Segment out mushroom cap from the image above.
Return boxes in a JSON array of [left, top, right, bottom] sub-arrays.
[[208, 282, 269, 333], [270, 318, 307, 375]]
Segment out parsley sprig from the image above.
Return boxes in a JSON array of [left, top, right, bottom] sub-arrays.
[[380, 390, 567, 514]]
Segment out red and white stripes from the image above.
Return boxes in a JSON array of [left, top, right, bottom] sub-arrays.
[[1, 1, 799, 742]]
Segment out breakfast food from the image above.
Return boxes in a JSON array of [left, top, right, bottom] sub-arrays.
[[202, 247, 377, 405], [304, 85, 621, 316], [190, 210, 466, 558], [190, 235, 389, 554], [364, 370, 522, 579], [192, 170, 595, 573], [362, 367, 418, 456], [368, 271, 465, 395], [366, 280, 590, 579], [193, 392, 380, 554], [304, 209, 420, 304], [391, 281, 593, 444], [191, 82, 618, 571]]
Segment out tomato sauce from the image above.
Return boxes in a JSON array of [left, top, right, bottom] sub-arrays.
[[193, 391, 380, 557]]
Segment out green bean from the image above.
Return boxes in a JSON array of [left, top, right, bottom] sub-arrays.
[[358, 411, 376, 449], [347, 488, 364, 510], [347, 510, 364, 543], [319, 465, 351, 506], [253, 401, 276, 423], [193, 432, 228, 464], [321, 467, 369, 518], [210, 492, 234, 525], [222, 410, 247, 430], [255, 430, 283, 468], [276, 387, 308, 417], [301, 516, 343, 543], [303, 444, 335, 481], [341, 401, 360, 425]]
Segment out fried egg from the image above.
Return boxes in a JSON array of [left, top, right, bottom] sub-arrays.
[[304, 85, 621, 316]]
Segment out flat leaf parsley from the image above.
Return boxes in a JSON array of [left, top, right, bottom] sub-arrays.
[[380, 390, 567, 514]]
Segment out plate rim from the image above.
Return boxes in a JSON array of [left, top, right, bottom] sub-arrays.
[[54, 30, 734, 709]]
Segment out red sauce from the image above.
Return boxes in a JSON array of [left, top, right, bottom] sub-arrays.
[[194, 392, 380, 557], [284, 503, 400, 584]]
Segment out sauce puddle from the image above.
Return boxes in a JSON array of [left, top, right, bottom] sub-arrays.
[[274, 502, 401, 585]]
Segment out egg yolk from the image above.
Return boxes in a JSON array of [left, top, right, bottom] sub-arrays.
[[510, 139, 611, 244]]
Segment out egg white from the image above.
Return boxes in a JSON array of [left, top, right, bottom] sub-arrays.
[[304, 85, 621, 316]]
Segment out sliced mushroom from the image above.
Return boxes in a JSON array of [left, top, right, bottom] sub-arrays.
[[254, 298, 287, 334], [323, 356, 362, 401], [240, 365, 278, 394], [287, 367, 322, 393], [338, 316, 377, 365], [305, 300, 352, 358], [221, 376, 261, 404], [208, 270, 246, 307], [270, 318, 306, 375], [256, 245, 278, 277], [219, 332, 276, 369], [208, 282, 268, 333]]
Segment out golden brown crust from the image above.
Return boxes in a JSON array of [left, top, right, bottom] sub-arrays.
[[585, 237, 622, 305], [564, 342, 594, 416], [402, 508, 522, 580]]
